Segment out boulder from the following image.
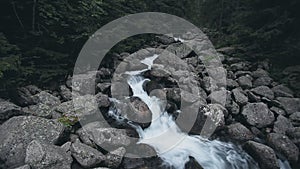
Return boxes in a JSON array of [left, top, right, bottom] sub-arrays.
[[289, 112, 300, 126], [0, 116, 65, 168], [272, 85, 294, 98], [15, 85, 41, 106], [226, 123, 255, 141], [244, 141, 280, 169], [104, 147, 126, 168], [276, 97, 300, 115], [59, 85, 73, 101], [241, 103, 275, 128], [31, 91, 61, 107], [71, 71, 98, 94], [226, 79, 239, 90], [226, 100, 240, 115], [286, 127, 300, 148], [0, 100, 25, 123], [232, 88, 248, 105], [25, 140, 72, 169], [267, 133, 299, 162], [71, 140, 105, 168], [253, 76, 273, 87], [22, 103, 53, 118], [208, 90, 227, 106], [273, 115, 294, 134], [252, 68, 269, 78], [251, 86, 274, 100], [237, 76, 252, 89], [270, 106, 286, 116]]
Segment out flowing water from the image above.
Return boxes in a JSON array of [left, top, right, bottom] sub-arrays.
[[109, 54, 291, 169]]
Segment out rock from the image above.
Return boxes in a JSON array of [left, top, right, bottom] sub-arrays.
[[286, 127, 300, 147], [270, 106, 286, 116], [32, 91, 61, 107], [202, 76, 218, 93], [71, 71, 98, 94], [272, 85, 294, 98], [150, 64, 171, 78], [247, 91, 261, 102], [276, 97, 300, 115], [226, 79, 239, 90], [208, 90, 227, 105], [289, 112, 300, 126], [77, 123, 130, 150], [166, 88, 181, 105], [59, 85, 73, 101], [76, 121, 107, 147], [237, 76, 252, 89], [273, 115, 294, 134], [15, 85, 41, 106], [0, 100, 24, 123], [97, 82, 111, 94], [55, 95, 100, 121], [227, 123, 254, 141], [89, 128, 130, 148], [267, 133, 299, 162], [104, 147, 126, 168], [244, 141, 280, 169], [252, 68, 269, 78], [226, 100, 240, 115], [14, 164, 31, 169], [0, 116, 65, 168], [95, 93, 111, 108], [25, 140, 72, 169], [251, 86, 274, 100], [197, 104, 226, 137], [241, 103, 275, 128], [232, 88, 248, 105], [22, 103, 52, 118], [230, 61, 251, 71], [71, 140, 105, 168], [234, 71, 252, 77], [253, 76, 273, 87]]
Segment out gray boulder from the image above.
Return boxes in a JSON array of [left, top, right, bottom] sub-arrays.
[[22, 103, 53, 118], [71, 140, 105, 168], [286, 127, 300, 148], [0, 116, 65, 168], [253, 76, 273, 87], [272, 85, 294, 98], [59, 85, 73, 101], [273, 115, 294, 134], [15, 85, 41, 106], [104, 147, 126, 168], [244, 141, 279, 169], [252, 68, 269, 78], [232, 88, 248, 105], [208, 90, 227, 106], [241, 103, 275, 128], [289, 112, 300, 126], [0, 100, 25, 123], [267, 133, 299, 162], [251, 86, 274, 100], [276, 97, 300, 115], [25, 140, 72, 169], [32, 91, 61, 107], [237, 76, 252, 89], [226, 123, 254, 141], [270, 106, 286, 116]]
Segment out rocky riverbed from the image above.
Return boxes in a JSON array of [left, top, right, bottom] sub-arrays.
[[0, 34, 300, 169]]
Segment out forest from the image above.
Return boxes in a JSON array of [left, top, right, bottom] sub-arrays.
[[0, 0, 299, 97]]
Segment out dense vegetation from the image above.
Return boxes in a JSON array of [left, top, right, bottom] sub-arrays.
[[0, 0, 299, 97]]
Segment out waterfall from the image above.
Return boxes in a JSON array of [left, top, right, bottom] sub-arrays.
[[109, 54, 290, 169]]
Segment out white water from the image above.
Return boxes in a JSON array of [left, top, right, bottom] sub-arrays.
[[110, 54, 289, 169]]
